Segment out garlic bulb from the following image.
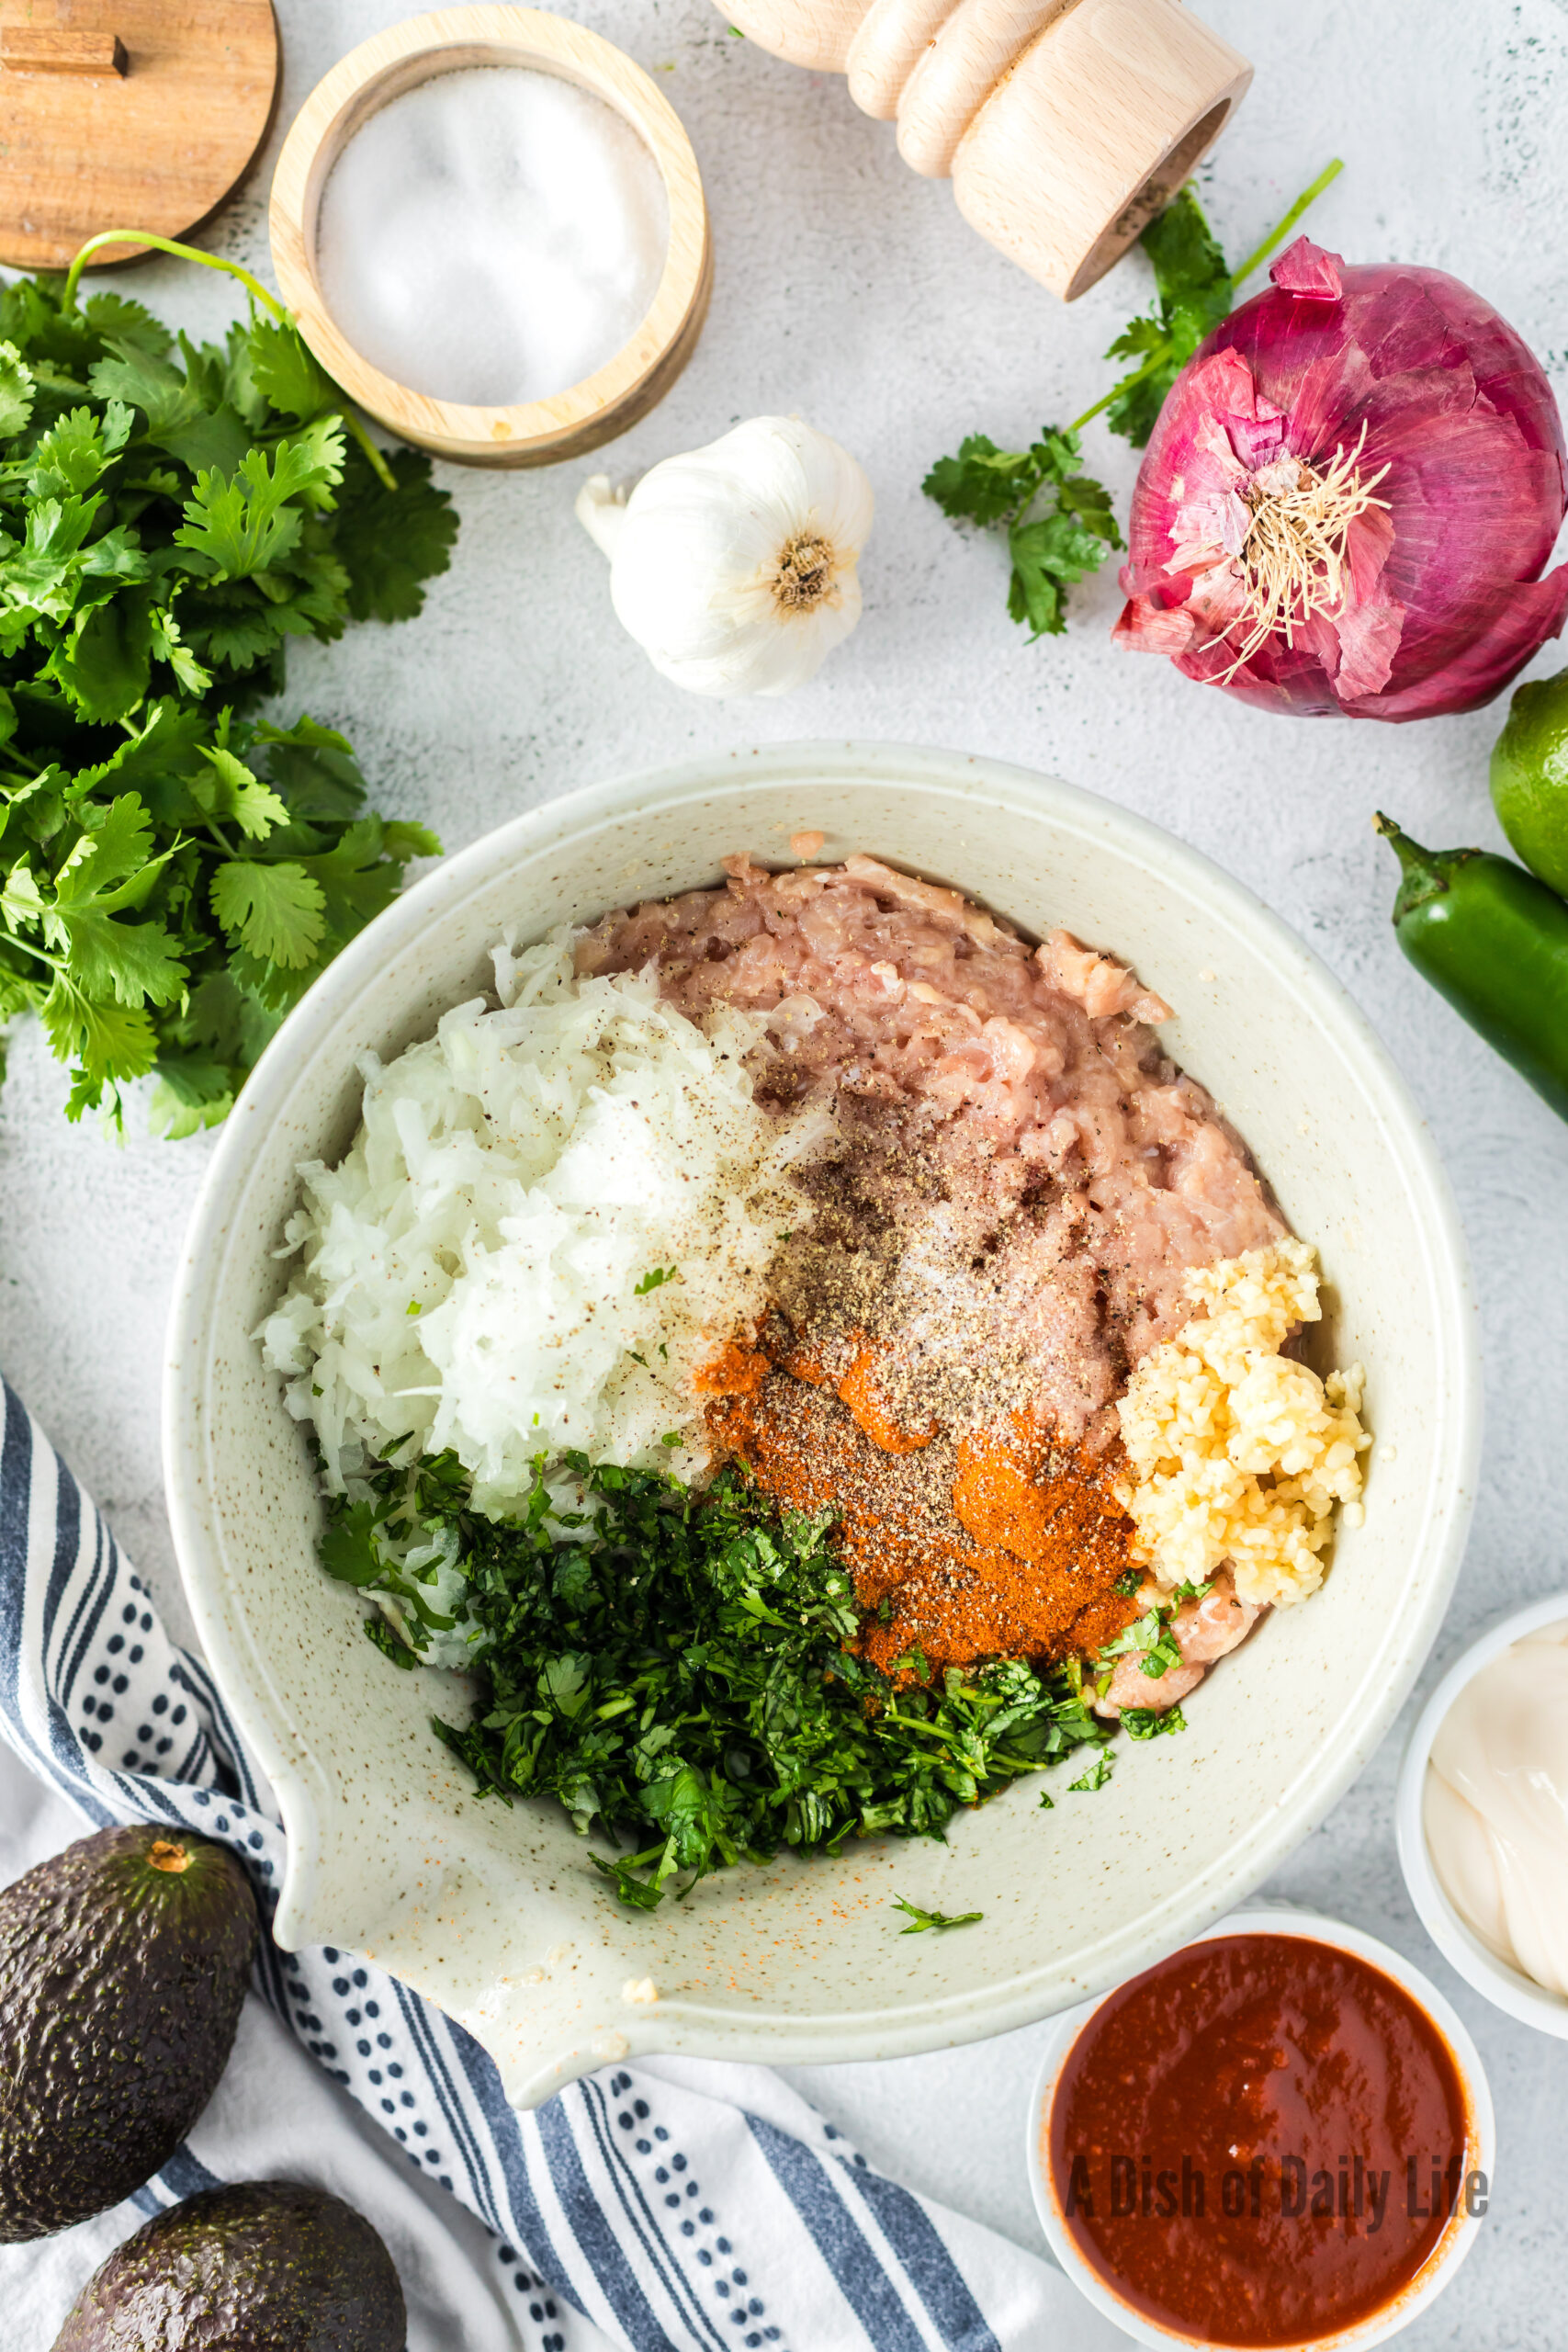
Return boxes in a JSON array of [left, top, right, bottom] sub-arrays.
[[576, 415, 874, 697]]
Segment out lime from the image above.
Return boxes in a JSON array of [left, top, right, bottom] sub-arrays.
[[1490, 667, 1568, 896]]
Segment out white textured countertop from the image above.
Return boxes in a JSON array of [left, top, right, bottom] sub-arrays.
[[3, 2, 1566, 2342]]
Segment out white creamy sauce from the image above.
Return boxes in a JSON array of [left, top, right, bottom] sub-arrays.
[[315, 65, 668, 407], [1424, 1619, 1568, 1996]]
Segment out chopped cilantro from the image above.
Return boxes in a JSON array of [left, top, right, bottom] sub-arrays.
[[1122, 1704, 1189, 1740], [364, 1614, 420, 1670], [1067, 1751, 1114, 1793], [322, 1451, 1109, 1908], [893, 1896, 983, 1935], [1098, 1602, 1183, 1679], [1142, 1623, 1184, 1679], [635, 1265, 678, 1295]]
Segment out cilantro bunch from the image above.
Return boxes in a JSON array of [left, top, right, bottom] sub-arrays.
[[923, 162, 1342, 639], [0, 263, 456, 1129], [324, 1451, 1111, 1908]]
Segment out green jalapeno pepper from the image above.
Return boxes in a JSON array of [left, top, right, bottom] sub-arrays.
[[1375, 813, 1568, 1123]]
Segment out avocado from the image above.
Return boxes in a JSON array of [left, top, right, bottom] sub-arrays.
[[0, 1824, 258, 2239], [51, 2179, 406, 2351]]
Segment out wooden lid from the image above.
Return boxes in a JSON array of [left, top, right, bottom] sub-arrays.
[[0, 1, 281, 270]]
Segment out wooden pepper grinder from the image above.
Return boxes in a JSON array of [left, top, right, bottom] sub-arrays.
[[720, 0, 1251, 300]]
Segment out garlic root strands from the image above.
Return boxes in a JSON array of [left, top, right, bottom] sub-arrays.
[[576, 415, 874, 697]]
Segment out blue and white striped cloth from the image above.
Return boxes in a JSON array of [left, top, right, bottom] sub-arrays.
[[0, 1376, 1122, 2352]]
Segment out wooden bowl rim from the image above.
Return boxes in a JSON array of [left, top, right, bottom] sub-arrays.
[[268, 4, 708, 454]]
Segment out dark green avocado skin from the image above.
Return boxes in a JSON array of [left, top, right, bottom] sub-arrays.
[[51, 2179, 407, 2351], [0, 1825, 258, 2239]]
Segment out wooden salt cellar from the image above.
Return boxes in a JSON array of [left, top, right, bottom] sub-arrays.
[[270, 6, 713, 469], [721, 0, 1252, 300], [0, 1, 280, 270]]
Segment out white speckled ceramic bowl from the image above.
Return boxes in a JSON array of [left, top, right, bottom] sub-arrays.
[[1396, 1593, 1568, 2038], [164, 743, 1479, 2109], [1025, 1905, 1495, 2349]]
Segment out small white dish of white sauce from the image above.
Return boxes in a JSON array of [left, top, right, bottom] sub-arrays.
[[1398, 1592, 1568, 2038]]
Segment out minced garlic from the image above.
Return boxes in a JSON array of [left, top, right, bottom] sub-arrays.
[[1116, 1240, 1371, 1609]]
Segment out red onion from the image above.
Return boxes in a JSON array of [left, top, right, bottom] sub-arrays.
[[1113, 238, 1568, 720]]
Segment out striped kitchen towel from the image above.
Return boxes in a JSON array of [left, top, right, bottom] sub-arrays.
[[0, 1378, 1126, 2352]]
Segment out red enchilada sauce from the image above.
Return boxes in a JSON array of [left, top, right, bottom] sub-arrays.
[[1049, 1935, 1472, 2346]]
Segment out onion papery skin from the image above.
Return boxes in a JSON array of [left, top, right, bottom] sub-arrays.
[[1113, 239, 1568, 721]]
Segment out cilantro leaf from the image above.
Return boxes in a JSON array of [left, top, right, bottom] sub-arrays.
[[1100, 187, 1233, 447], [28, 402, 132, 498], [43, 589, 154, 722], [209, 858, 326, 967], [1099, 163, 1343, 448], [149, 602, 212, 697], [39, 981, 159, 1119], [155, 402, 256, 481], [0, 342, 37, 439], [893, 1897, 984, 1935], [148, 1054, 234, 1139], [1122, 1704, 1189, 1740], [319, 1498, 386, 1587], [58, 794, 157, 895], [175, 431, 345, 579], [922, 435, 1040, 529], [197, 744, 288, 839], [56, 911, 185, 1010], [79, 292, 171, 357], [333, 441, 457, 623], [88, 342, 203, 441], [248, 319, 337, 420], [1067, 1750, 1114, 1792]]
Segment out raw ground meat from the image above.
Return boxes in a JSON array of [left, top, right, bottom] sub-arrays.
[[581, 852, 1285, 1453]]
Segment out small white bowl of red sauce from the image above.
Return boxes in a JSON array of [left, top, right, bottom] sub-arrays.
[[1026, 1909, 1494, 2350], [1396, 1593, 1568, 2040]]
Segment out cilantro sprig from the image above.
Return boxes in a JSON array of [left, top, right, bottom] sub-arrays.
[[922, 161, 1342, 638], [921, 427, 1122, 640], [1084, 159, 1345, 448], [0, 254, 456, 1126], [325, 1451, 1115, 1908]]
